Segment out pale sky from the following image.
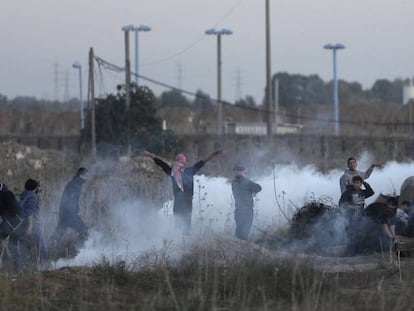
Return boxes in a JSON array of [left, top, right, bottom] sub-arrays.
[[1, 0, 413, 104]]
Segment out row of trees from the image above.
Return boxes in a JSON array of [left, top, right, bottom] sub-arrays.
[[273, 72, 405, 107], [147, 73, 407, 108], [84, 84, 182, 156], [0, 72, 407, 111], [0, 72, 409, 155], [0, 94, 82, 111]]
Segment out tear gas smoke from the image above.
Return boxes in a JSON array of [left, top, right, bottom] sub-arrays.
[[55, 157, 414, 268]]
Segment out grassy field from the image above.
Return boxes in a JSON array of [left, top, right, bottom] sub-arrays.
[[1, 142, 414, 310], [0, 238, 413, 311]]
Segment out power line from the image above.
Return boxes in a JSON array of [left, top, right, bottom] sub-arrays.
[[94, 55, 413, 128], [140, 0, 246, 67]]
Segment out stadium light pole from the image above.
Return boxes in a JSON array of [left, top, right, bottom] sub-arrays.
[[205, 28, 233, 136], [324, 43, 345, 136], [132, 25, 151, 85], [72, 61, 84, 130]]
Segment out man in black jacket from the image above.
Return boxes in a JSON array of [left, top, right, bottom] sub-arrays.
[[339, 175, 375, 254], [339, 175, 374, 215], [232, 165, 262, 240], [143, 149, 221, 234], [53, 167, 89, 243], [363, 197, 399, 252]]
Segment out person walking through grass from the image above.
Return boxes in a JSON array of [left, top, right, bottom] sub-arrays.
[[53, 168, 89, 244]]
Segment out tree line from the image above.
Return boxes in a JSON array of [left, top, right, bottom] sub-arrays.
[[0, 72, 407, 111], [0, 72, 410, 156]]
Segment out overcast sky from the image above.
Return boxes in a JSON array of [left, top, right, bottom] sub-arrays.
[[1, 0, 413, 104]]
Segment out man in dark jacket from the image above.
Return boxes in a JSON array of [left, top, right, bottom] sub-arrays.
[[0, 189, 25, 274], [338, 175, 374, 255], [20, 178, 48, 266], [232, 165, 262, 240], [142, 149, 222, 234], [53, 168, 89, 243], [339, 175, 374, 215], [364, 197, 399, 252]]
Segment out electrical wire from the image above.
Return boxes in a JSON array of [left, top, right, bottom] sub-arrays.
[[140, 0, 246, 67], [94, 55, 413, 128]]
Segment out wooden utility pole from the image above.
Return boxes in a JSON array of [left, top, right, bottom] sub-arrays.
[[265, 0, 273, 137], [273, 77, 279, 133], [124, 29, 132, 154], [88, 47, 96, 158]]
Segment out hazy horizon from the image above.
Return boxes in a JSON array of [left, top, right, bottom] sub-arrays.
[[1, 0, 414, 104]]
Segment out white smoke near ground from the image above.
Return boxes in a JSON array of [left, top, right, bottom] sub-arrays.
[[54, 157, 414, 268]]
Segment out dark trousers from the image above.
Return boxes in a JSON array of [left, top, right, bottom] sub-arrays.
[[54, 213, 88, 242], [235, 207, 253, 240], [0, 216, 26, 274], [173, 198, 192, 235]]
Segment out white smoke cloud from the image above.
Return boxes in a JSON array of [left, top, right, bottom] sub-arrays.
[[54, 159, 414, 268]]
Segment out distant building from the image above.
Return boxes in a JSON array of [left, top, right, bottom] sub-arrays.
[[157, 106, 303, 136], [403, 78, 414, 105], [226, 121, 303, 136]]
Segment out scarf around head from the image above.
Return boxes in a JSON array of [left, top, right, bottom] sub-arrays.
[[172, 154, 187, 192], [172, 162, 185, 192]]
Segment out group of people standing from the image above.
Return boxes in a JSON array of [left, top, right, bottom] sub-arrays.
[[6, 150, 411, 274], [0, 168, 89, 275], [144, 149, 414, 254], [142, 149, 262, 240], [338, 157, 414, 254]]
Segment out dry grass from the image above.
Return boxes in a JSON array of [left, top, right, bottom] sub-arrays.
[[1, 239, 414, 310], [1, 142, 414, 310]]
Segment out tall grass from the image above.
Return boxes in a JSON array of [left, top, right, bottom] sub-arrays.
[[2, 240, 414, 310]]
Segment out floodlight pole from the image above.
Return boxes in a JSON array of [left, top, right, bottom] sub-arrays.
[[132, 25, 151, 85], [72, 61, 85, 130], [205, 28, 233, 137], [324, 43, 345, 136]]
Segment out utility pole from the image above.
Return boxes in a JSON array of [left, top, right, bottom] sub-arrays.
[[273, 77, 279, 133], [88, 47, 96, 158], [122, 25, 133, 155], [124, 30, 132, 111], [265, 0, 273, 137], [72, 61, 85, 130]]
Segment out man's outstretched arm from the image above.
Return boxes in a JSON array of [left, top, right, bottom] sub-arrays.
[[202, 149, 223, 163]]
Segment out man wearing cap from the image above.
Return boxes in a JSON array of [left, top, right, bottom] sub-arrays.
[[232, 165, 262, 240], [20, 178, 48, 266], [142, 149, 222, 234]]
